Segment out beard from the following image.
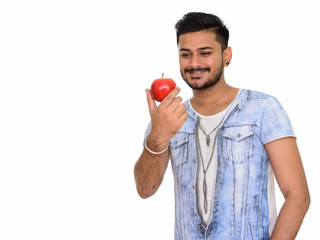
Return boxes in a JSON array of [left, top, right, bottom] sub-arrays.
[[180, 62, 224, 90]]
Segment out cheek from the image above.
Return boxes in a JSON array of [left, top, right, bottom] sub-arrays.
[[206, 57, 223, 69], [179, 58, 189, 69], [205, 57, 217, 65]]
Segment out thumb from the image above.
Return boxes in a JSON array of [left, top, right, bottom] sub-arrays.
[[145, 89, 157, 115]]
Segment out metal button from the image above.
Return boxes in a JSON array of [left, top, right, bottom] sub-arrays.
[[236, 133, 241, 137]]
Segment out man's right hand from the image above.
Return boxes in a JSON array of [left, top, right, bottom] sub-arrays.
[[145, 87, 188, 151]]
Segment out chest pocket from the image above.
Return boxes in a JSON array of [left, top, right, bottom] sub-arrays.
[[222, 125, 254, 164], [169, 133, 189, 167]]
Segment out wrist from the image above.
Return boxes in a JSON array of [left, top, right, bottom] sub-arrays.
[[145, 133, 169, 154]]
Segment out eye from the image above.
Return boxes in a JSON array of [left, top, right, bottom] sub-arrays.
[[180, 52, 190, 57], [200, 52, 212, 56]]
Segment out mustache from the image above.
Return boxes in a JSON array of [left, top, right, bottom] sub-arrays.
[[185, 68, 210, 73]]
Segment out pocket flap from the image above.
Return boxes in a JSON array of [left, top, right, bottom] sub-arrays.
[[222, 125, 254, 142], [170, 133, 189, 149]]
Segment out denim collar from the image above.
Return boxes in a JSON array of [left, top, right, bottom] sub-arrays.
[[237, 89, 248, 109], [180, 89, 248, 134]]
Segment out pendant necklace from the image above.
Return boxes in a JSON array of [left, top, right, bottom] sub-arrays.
[[195, 117, 224, 214], [198, 116, 222, 147]]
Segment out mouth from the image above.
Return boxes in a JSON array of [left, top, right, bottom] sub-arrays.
[[185, 68, 210, 78]]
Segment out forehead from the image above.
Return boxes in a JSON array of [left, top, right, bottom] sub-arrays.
[[178, 31, 220, 51]]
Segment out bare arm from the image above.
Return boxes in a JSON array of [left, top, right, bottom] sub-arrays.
[[134, 87, 188, 199], [266, 137, 310, 240], [134, 137, 170, 199]]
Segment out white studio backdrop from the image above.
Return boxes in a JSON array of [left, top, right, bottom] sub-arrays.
[[0, 0, 319, 239]]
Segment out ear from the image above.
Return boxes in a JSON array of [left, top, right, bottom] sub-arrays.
[[223, 47, 232, 67]]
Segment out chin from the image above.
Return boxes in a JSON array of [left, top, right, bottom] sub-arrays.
[[185, 79, 207, 90], [186, 76, 221, 90]]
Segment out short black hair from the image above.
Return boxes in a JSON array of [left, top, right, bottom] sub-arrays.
[[175, 12, 229, 50]]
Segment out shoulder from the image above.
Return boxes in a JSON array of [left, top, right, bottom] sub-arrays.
[[246, 89, 277, 101], [231, 89, 288, 124], [244, 89, 283, 109]]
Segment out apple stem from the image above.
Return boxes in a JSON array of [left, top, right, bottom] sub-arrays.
[[162, 73, 164, 79]]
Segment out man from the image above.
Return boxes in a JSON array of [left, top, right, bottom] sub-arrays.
[[134, 12, 310, 240]]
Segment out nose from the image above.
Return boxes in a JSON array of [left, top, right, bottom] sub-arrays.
[[189, 55, 201, 68]]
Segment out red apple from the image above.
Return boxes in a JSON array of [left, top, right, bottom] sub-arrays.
[[151, 74, 176, 102]]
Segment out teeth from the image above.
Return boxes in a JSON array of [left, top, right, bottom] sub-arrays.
[[186, 69, 209, 74]]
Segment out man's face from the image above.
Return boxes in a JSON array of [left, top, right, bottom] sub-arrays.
[[178, 31, 225, 90]]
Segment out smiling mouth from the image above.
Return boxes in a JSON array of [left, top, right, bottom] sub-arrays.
[[185, 68, 210, 73], [185, 68, 210, 79]]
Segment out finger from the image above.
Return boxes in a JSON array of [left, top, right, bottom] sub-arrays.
[[160, 87, 181, 108], [177, 112, 189, 125], [174, 103, 187, 117], [167, 96, 183, 113], [145, 89, 157, 115]]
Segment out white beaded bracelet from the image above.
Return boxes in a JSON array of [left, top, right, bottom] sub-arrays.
[[144, 136, 169, 155]]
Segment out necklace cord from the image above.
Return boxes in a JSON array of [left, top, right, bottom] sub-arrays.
[[195, 118, 223, 214]]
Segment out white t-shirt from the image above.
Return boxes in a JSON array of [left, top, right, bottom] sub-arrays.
[[190, 102, 229, 227]]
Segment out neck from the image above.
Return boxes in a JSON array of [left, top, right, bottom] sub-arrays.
[[190, 78, 239, 116]]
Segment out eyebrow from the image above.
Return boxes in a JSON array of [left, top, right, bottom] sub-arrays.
[[179, 47, 213, 52]]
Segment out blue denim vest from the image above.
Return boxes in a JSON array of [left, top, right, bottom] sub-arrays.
[[145, 89, 295, 240]]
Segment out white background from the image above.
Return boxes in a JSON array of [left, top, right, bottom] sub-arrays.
[[0, 0, 319, 239]]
